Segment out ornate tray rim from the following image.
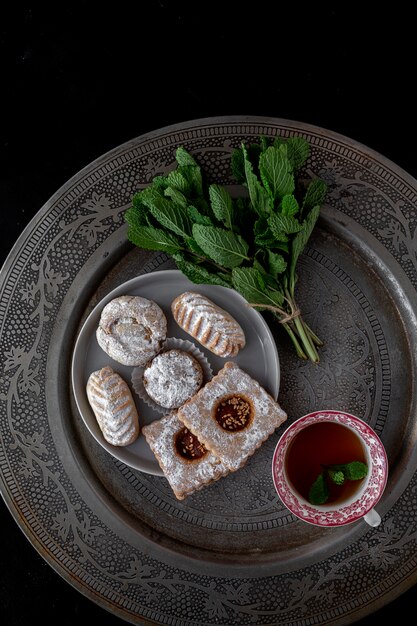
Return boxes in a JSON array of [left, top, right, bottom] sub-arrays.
[[1, 115, 417, 625]]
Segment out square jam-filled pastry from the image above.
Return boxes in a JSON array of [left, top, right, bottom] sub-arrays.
[[177, 362, 287, 472], [142, 412, 229, 500]]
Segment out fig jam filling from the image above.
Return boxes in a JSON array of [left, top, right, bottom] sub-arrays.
[[214, 394, 253, 432], [175, 427, 207, 461]]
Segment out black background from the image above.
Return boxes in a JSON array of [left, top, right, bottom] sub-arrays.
[[1, 3, 416, 624]]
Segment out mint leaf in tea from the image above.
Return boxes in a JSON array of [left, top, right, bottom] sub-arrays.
[[285, 421, 368, 505], [343, 461, 368, 481], [308, 472, 329, 505], [309, 461, 369, 505], [327, 469, 345, 486]]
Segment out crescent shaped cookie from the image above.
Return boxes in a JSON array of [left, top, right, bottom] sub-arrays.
[[171, 292, 246, 357], [96, 295, 167, 366], [86, 366, 140, 446]]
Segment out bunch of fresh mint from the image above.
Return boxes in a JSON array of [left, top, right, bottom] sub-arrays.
[[125, 136, 327, 362]]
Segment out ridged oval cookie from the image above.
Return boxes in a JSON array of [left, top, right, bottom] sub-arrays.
[[96, 295, 167, 366], [86, 366, 140, 446], [171, 291, 246, 357]]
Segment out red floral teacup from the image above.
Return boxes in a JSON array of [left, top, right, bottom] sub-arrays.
[[272, 410, 388, 527]]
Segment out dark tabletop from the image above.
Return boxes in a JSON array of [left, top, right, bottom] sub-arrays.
[[1, 4, 416, 625]]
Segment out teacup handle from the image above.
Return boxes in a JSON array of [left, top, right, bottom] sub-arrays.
[[364, 508, 381, 527]]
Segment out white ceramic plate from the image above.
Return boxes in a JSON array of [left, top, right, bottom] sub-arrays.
[[71, 269, 280, 475]]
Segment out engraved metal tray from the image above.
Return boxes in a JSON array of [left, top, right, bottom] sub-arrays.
[[1, 116, 417, 625]]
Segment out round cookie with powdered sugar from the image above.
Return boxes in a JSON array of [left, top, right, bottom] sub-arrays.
[[143, 349, 203, 409], [96, 295, 167, 366]]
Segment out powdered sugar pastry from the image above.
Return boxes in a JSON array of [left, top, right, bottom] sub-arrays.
[[143, 349, 203, 409], [171, 291, 245, 357], [96, 295, 167, 366], [86, 366, 140, 446], [142, 412, 230, 500]]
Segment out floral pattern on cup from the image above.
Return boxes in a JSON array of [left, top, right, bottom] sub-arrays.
[[271, 410, 388, 527]]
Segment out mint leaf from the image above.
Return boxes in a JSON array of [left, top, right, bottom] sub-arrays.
[[254, 218, 290, 251], [255, 230, 278, 248], [127, 194, 148, 226], [181, 164, 203, 197], [173, 254, 231, 288], [254, 217, 276, 247], [267, 229, 288, 243], [290, 205, 321, 276], [252, 255, 280, 289], [174, 148, 204, 197], [192, 224, 250, 269], [308, 472, 329, 505], [126, 224, 182, 255], [187, 205, 213, 226], [328, 469, 345, 485], [209, 184, 234, 230], [267, 250, 287, 276], [273, 136, 285, 148], [325, 461, 368, 482], [259, 145, 295, 201], [166, 169, 190, 195], [343, 461, 368, 481], [232, 143, 264, 183], [260, 136, 272, 152], [281, 194, 299, 217], [175, 146, 198, 167], [266, 289, 285, 306], [140, 187, 192, 238], [164, 186, 188, 208], [267, 213, 303, 244], [232, 267, 284, 309], [151, 175, 169, 191], [218, 272, 233, 286], [184, 236, 206, 256], [286, 137, 310, 171], [269, 214, 303, 236], [242, 144, 272, 216], [231, 147, 245, 183], [303, 179, 327, 213]]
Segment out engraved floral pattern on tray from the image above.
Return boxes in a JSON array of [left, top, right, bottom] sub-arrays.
[[1, 117, 417, 625]]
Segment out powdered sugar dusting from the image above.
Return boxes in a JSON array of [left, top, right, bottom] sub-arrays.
[[171, 292, 245, 357], [177, 362, 287, 471], [86, 366, 139, 446], [142, 412, 230, 499], [143, 349, 203, 409], [96, 295, 167, 366]]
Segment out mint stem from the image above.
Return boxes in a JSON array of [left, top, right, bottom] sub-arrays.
[[294, 316, 320, 363], [284, 288, 320, 363], [303, 321, 324, 347], [279, 316, 308, 360]]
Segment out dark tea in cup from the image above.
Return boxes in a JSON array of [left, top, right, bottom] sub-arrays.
[[272, 410, 388, 527], [285, 421, 367, 505]]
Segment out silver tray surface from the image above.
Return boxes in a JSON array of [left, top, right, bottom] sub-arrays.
[[1, 116, 417, 625]]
